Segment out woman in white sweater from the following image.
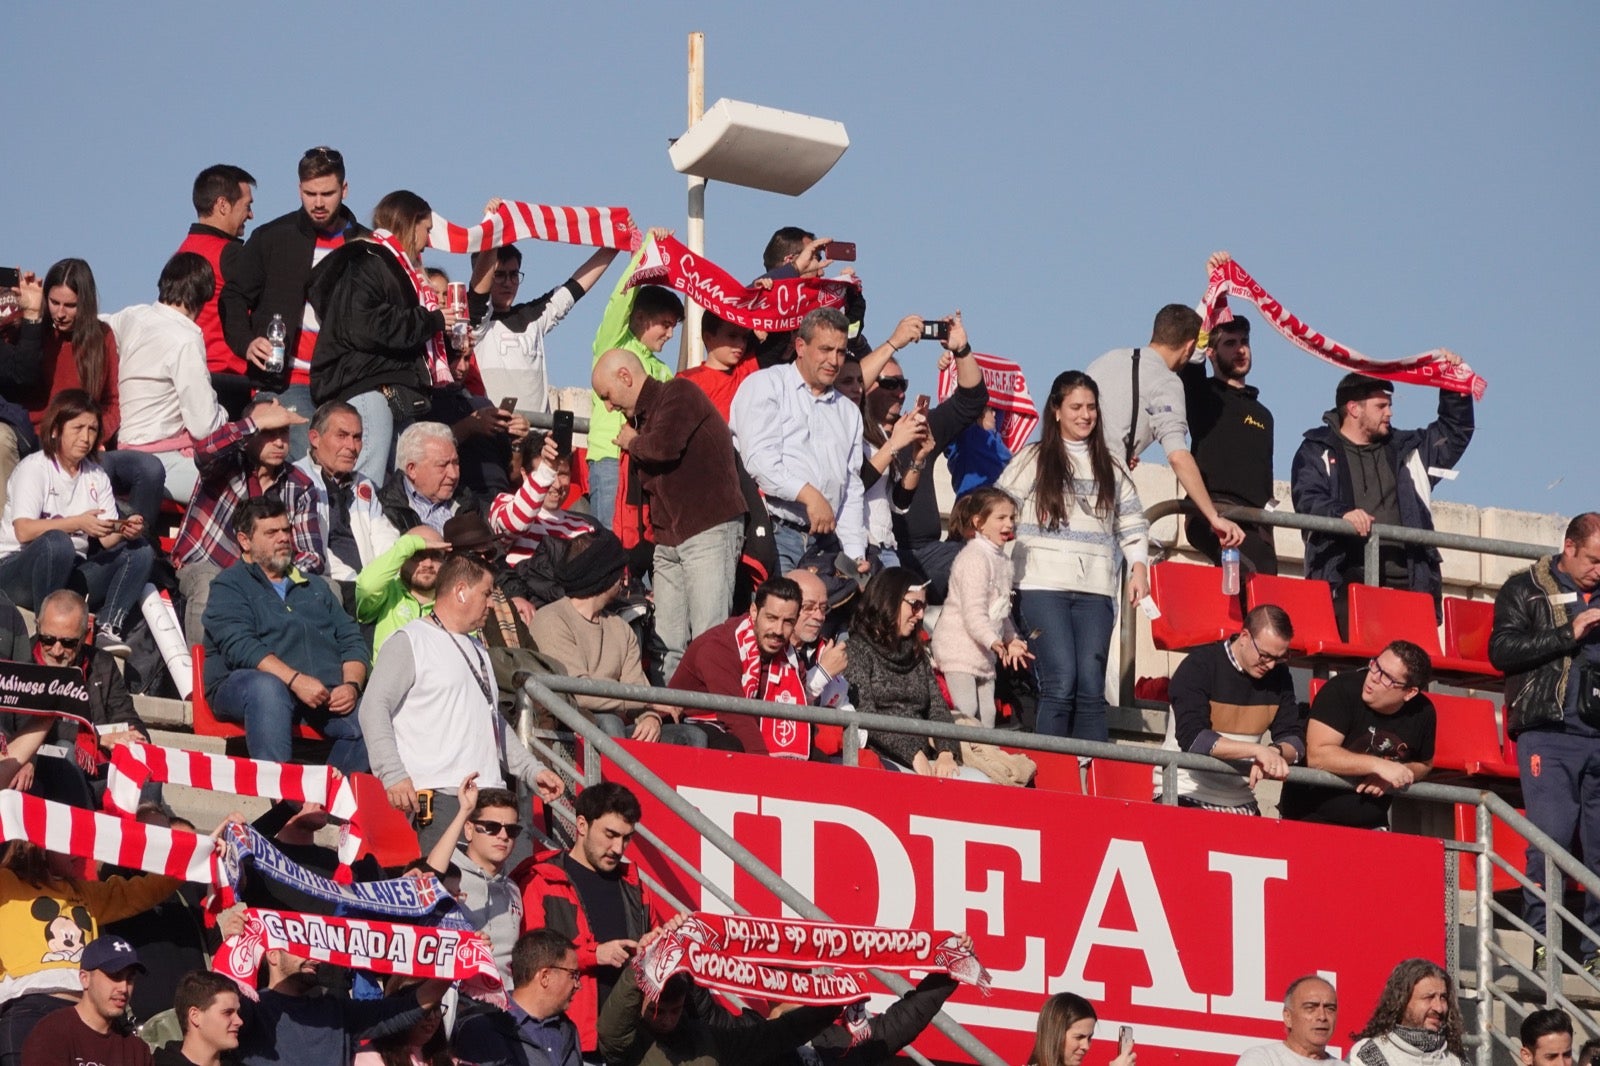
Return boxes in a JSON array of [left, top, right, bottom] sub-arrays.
[[996, 370, 1148, 742]]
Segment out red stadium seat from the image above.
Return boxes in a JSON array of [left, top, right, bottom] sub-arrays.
[[1443, 597, 1501, 678], [1454, 804, 1525, 893], [1430, 693, 1518, 778], [1086, 758, 1155, 802], [189, 644, 323, 742], [1346, 585, 1489, 677], [1245, 574, 1367, 659], [1024, 752, 1085, 795], [348, 771, 421, 867], [1147, 563, 1242, 650]]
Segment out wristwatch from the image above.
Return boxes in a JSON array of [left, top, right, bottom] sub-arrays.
[[952, 343, 973, 358]]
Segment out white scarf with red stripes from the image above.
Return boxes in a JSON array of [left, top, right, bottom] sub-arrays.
[[735, 616, 811, 758], [370, 230, 453, 388], [0, 789, 218, 882], [427, 202, 640, 255], [936, 352, 1039, 454]]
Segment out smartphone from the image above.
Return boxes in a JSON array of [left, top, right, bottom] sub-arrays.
[[921, 319, 951, 342], [0, 267, 19, 288], [821, 241, 856, 262], [913, 394, 930, 417], [1118, 1026, 1135, 1057], [498, 396, 518, 413], [834, 551, 860, 579], [552, 410, 575, 457]]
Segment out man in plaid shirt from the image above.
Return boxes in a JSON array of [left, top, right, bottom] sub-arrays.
[[174, 397, 323, 643]]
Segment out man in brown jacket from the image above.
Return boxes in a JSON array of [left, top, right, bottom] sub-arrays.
[[593, 349, 747, 680]]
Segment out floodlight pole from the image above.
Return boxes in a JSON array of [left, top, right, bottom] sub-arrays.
[[680, 31, 707, 371]]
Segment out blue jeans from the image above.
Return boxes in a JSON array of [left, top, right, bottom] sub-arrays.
[[1019, 589, 1116, 743], [209, 669, 369, 773], [100, 449, 166, 531], [772, 521, 810, 577], [587, 458, 619, 531], [0, 532, 153, 633], [255, 383, 315, 464], [1519, 728, 1600, 954], [346, 390, 399, 489], [654, 518, 744, 680]]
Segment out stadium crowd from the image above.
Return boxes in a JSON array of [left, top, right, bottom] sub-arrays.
[[0, 145, 1593, 1063]]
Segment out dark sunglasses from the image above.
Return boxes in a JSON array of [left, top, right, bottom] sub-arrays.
[[471, 819, 523, 839], [302, 145, 344, 165], [876, 376, 909, 392], [36, 634, 82, 651]]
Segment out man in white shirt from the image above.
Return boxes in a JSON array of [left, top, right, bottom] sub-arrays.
[[359, 551, 564, 852], [293, 400, 399, 584], [107, 251, 230, 503], [730, 307, 871, 575], [1237, 975, 1338, 1066]]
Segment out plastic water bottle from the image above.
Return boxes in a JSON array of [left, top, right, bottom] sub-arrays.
[[1220, 548, 1241, 596], [265, 313, 287, 373]]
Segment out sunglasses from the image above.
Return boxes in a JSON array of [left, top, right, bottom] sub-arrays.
[[470, 819, 523, 839], [876, 376, 909, 392], [36, 634, 82, 651], [902, 597, 928, 613]]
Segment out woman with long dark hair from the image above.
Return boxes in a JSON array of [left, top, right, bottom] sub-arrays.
[[0, 391, 155, 654], [1027, 992, 1136, 1066], [997, 371, 1148, 743], [843, 566, 987, 780], [308, 190, 461, 487]]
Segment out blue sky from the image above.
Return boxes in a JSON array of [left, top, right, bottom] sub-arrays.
[[6, 2, 1594, 518]]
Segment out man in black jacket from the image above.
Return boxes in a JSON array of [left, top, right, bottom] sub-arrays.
[[1491, 512, 1600, 971], [377, 422, 481, 534], [218, 146, 368, 460]]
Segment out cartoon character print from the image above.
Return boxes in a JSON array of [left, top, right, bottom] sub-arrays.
[[30, 898, 92, 963], [1356, 726, 1411, 763]]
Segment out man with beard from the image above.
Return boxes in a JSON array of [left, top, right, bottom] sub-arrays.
[[200, 496, 368, 772], [21, 936, 152, 1066], [1348, 959, 1464, 1066], [1236, 975, 1338, 1066], [669, 577, 808, 756], [355, 525, 448, 654]]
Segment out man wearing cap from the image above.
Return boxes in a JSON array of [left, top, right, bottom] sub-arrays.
[[1289, 356, 1473, 624], [21, 935, 152, 1066], [360, 551, 564, 851]]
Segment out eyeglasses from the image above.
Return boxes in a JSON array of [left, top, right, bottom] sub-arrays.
[[1366, 658, 1410, 690], [1244, 630, 1289, 667], [470, 819, 524, 839], [877, 376, 909, 392], [544, 965, 582, 982], [492, 270, 525, 283], [799, 600, 828, 617], [36, 634, 82, 651], [902, 597, 928, 613]]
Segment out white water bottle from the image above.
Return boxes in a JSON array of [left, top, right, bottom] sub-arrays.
[[265, 313, 287, 373], [1220, 548, 1241, 596], [140, 584, 193, 699]]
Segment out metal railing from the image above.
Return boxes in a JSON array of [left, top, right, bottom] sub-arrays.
[[515, 672, 1600, 1066]]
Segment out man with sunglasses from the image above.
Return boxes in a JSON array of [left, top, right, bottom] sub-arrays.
[[425, 774, 525, 989], [1158, 604, 1303, 814], [1279, 640, 1437, 828]]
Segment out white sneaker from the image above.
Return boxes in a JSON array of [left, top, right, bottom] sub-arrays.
[[95, 626, 131, 659]]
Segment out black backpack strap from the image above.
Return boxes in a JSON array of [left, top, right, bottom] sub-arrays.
[[1125, 348, 1141, 467]]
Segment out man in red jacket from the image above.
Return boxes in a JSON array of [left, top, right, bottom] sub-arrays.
[[175, 164, 256, 417], [512, 782, 666, 1061]]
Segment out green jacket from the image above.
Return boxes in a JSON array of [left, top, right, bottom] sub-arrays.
[[588, 245, 674, 461], [355, 534, 434, 654]]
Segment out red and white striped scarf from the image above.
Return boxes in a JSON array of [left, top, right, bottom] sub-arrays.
[[370, 230, 453, 388], [427, 202, 641, 255], [936, 352, 1039, 454], [630, 234, 861, 333], [1201, 259, 1488, 399], [214, 908, 506, 1007], [0, 790, 218, 883], [735, 616, 811, 759], [103, 742, 364, 873]]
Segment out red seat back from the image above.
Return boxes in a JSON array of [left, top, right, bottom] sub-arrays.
[[1444, 598, 1495, 662], [1025, 752, 1084, 795], [1430, 693, 1514, 776], [188, 644, 325, 743], [1086, 758, 1155, 802], [1454, 804, 1524, 893], [348, 771, 422, 867], [1347, 585, 1443, 657], [1147, 563, 1242, 650], [1246, 575, 1343, 654]]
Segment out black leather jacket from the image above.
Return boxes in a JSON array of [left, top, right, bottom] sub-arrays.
[[1490, 558, 1589, 736]]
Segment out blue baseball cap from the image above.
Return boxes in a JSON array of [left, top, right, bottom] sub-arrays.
[[80, 935, 145, 974]]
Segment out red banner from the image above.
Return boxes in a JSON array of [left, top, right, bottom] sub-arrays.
[[604, 744, 1444, 1066], [628, 235, 859, 333]]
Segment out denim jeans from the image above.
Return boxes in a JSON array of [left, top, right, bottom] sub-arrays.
[[346, 390, 399, 489], [1019, 589, 1116, 743], [0, 532, 153, 633], [595, 713, 709, 748], [772, 521, 810, 576], [100, 449, 166, 531], [209, 668, 369, 773], [587, 457, 619, 531], [654, 518, 744, 680], [1518, 729, 1600, 954], [255, 383, 315, 464]]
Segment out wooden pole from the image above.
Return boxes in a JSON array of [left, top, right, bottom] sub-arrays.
[[680, 31, 707, 371]]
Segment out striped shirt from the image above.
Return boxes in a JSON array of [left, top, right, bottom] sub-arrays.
[[488, 464, 593, 566]]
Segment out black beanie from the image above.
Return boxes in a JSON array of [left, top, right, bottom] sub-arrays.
[[557, 529, 628, 599]]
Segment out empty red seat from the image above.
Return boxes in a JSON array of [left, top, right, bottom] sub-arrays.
[[1086, 758, 1155, 802], [1430, 693, 1518, 778], [1245, 574, 1367, 659], [1443, 597, 1501, 678], [189, 644, 325, 742], [1023, 752, 1084, 795], [1346, 585, 1489, 677], [1454, 804, 1525, 893], [1147, 562, 1242, 650], [347, 771, 421, 867]]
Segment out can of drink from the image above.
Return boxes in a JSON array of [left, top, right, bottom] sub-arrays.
[[446, 282, 469, 318]]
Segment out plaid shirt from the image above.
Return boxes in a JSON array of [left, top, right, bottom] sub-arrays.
[[172, 417, 325, 572]]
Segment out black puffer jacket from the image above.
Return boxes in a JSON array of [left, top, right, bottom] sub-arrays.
[[1491, 556, 1593, 736], [306, 240, 442, 406]]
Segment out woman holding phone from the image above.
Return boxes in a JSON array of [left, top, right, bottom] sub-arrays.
[[1029, 992, 1137, 1066], [997, 370, 1148, 743]]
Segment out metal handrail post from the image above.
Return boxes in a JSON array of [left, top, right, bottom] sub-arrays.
[[520, 674, 1010, 1066], [1475, 802, 1493, 1066], [1364, 530, 1382, 587], [1544, 843, 1560, 1004], [842, 722, 860, 767]]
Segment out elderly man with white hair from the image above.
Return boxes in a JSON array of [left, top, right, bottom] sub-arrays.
[[377, 420, 481, 535]]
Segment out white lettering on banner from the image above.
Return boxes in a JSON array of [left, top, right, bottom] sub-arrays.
[[678, 787, 759, 916], [1050, 839, 1206, 1012], [907, 814, 1047, 993], [1208, 852, 1294, 1020], [761, 798, 916, 925]]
